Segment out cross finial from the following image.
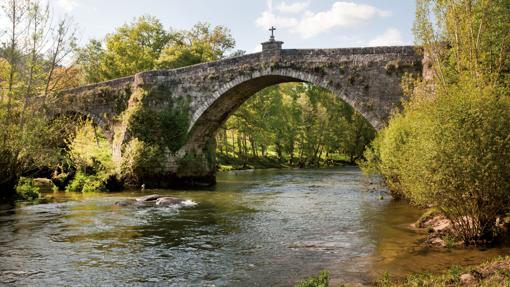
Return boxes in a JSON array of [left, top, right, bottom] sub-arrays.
[[269, 26, 276, 41]]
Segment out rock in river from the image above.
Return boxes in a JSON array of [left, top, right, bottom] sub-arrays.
[[114, 195, 187, 207], [135, 194, 164, 202], [114, 199, 136, 206]]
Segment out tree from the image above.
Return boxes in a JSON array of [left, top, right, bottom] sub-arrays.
[[78, 19, 236, 83], [78, 16, 171, 82], [215, 83, 376, 168], [0, 0, 77, 199], [363, 0, 510, 244], [157, 22, 235, 69]]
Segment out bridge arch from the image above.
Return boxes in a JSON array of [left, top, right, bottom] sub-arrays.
[[186, 69, 373, 152]]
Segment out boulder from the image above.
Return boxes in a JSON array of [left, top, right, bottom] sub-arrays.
[[136, 194, 164, 202]]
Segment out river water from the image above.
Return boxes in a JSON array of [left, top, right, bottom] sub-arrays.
[[1, 167, 508, 286]]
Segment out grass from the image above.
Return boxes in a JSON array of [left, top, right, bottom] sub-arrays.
[[294, 257, 510, 286], [376, 256, 510, 287], [295, 271, 329, 287]]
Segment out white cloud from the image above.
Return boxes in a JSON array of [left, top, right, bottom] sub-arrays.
[[255, 1, 390, 39], [255, 11, 299, 29], [56, 0, 78, 12], [295, 2, 390, 38], [276, 1, 309, 14], [368, 28, 404, 46]]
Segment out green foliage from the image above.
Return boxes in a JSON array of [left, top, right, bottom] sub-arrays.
[[216, 83, 376, 168], [376, 271, 392, 287], [127, 95, 190, 152], [64, 120, 115, 192], [120, 138, 163, 185], [78, 18, 236, 83], [414, 0, 510, 93], [0, 0, 77, 199], [364, 0, 510, 244], [67, 120, 115, 176], [157, 22, 235, 69], [78, 16, 171, 82], [51, 171, 73, 191], [15, 177, 40, 201], [119, 90, 191, 185], [294, 271, 329, 287], [366, 80, 510, 243], [65, 172, 106, 193]]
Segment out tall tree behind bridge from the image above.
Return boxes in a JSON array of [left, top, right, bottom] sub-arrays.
[[77, 18, 236, 83], [216, 83, 376, 168]]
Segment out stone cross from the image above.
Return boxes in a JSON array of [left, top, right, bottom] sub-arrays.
[[269, 26, 276, 41]]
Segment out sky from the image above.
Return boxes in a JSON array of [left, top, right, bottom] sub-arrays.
[[46, 0, 416, 53]]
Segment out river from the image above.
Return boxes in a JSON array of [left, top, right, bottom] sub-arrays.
[[1, 167, 508, 286]]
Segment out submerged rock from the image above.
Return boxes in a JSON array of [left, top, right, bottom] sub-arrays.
[[114, 199, 136, 206], [155, 197, 185, 206], [114, 195, 189, 207]]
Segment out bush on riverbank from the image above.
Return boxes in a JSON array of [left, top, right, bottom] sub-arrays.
[[64, 121, 119, 193], [366, 85, 510, 243], [362, 0, 510, 244], [15, 178, 41, 201], [65, 172, 107, 193], [295, 271, 329, 287]]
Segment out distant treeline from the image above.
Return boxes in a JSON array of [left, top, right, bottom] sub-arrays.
[[216, 83, 375, 169]]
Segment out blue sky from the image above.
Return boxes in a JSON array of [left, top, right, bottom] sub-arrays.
[[48, 0, 416, 52]]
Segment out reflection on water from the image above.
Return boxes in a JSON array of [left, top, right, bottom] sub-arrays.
[[0, 167, 508, 286]]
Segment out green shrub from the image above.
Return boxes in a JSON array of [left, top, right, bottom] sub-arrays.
[[81, 178, 106, 193], [364, 83, 510, 243], [363, 0, 510, 245], [65, 120, 117, 192], [68, 120, 115, 175], [120, 138, 163, 185], [295, 271, 329, 287], [15, 177, 41, 201], [66, 172, 106, 193]]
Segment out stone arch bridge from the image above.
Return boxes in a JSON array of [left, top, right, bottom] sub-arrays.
[[53, 39, 426, 188]]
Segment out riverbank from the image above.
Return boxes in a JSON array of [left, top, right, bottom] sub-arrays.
[[216, 154, 355, 171], [301, 256, 510, 286], [374, 256, 510, 286]]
